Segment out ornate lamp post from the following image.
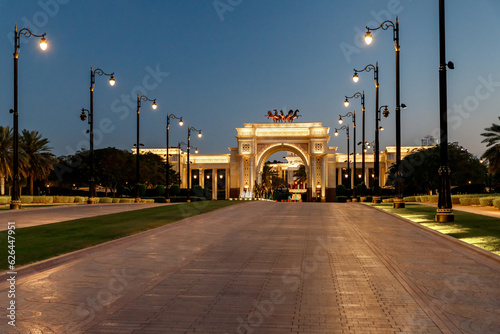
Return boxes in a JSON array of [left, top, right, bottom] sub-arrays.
[[353, 64, 381, 202], [365, 17, 406, 208], [436, 0, 454, 222], [81, 67, 115, 204], [338, 112, 356, 197], [186, 127, 202, 202], [344, 92, 365, 190], [335, 125, 350, 193], [166, 114, 183, 202], [135, 94, 157, 202], [10, 25, 48, 210], [376, 105, 390, 197]]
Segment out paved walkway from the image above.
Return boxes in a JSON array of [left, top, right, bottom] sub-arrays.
[[0, 203, 169, 231], [1, 202, 499, 333]]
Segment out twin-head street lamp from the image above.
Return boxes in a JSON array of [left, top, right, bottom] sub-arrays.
[[135, 94, 157, 202], [166, 114, 184, 202], [339, 112, 356, 196], [344, 92, 366, 190], [375, 105, 390, 197], [81, 67, 115, 204], [187, 127, 202, 202], [364, 17, 406, 208], [334, 125, 350, 192], [10, 25, 48, 209]]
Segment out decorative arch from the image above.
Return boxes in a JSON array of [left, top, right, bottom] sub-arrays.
[[256, 143, 309, 175]]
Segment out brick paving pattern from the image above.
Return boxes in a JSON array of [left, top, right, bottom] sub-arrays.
[[1, 202, 499, 333]]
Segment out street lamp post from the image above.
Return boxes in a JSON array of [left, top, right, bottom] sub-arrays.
[[83, 66, 115, 204], [166, 114, 183, 202], [135, 94, 157, 202], [344, 92, 365, 191], [186, 127, 202, 202], [335, 125, 350, 194], [353, 63, 380, 202], [365, 17, 406, 208], [339, 112, 356, 198], [10, 25, 48, 210], [436, 0, 454, 222]]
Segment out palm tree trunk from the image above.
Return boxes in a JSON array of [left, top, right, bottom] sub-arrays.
[[30, 172, 34, 196], [0, 177, 4, 195]]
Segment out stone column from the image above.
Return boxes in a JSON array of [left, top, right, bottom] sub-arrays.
[[212, 168, 217, 200], [321, 155, 326, 200], [310, 156, 316, 199]]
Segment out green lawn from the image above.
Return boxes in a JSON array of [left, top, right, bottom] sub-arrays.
[[1, 201, 244, 270], [369, 203, 500, 255]]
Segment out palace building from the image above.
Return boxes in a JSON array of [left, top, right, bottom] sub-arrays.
[[135, 122, 431, 201]]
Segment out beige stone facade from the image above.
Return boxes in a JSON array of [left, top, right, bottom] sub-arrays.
[[136, 122, 431, 201]]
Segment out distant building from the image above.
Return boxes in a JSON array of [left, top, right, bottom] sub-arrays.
[[421, 135, 438, 147]]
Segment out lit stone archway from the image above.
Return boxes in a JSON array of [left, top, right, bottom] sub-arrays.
[[230, 122, 335, 201]]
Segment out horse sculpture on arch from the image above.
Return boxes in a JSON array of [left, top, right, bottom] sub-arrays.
[[266, 109, 301, 123]]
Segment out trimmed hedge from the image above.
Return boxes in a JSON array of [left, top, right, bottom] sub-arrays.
[[494, 199, 500, 210], [32, 196, 53, 204], [403, 196, 416, 202], [120, 198, 135, 203], [0, 196, 11, 204], [112, 198, 120, 203], [20, 196, 33, 204], [382, 198, 394, 203], [73, 196, 87, 203], [99, 197, 113, 204], [479, 197, 499, 207]]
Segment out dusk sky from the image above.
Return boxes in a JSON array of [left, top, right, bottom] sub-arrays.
[[1, 0, 499, 159]]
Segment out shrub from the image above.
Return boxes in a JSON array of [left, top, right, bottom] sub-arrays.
[[169, 184, 181, 196], [459, 197, 476, 206], [479, 197, 498, 207], [493, 198, 500, 210], [451, 196, 461, 204], [404, 196, 416, 202], [32, 196, 53, 204], [139, 184, 147, 197], [0, 196, 11, 205], [73, 196, 87, 203], [419, 196, 429, 202], [428, 195, 439, 203], [120, 198, 134, 203], [141, 199, 155, 203], [99, 197, 113, 204], [112, 198, 120, 203], [54, 196, 70, 203], [93, 197, 100, 204], [20, 196, 33, 204], [336, 184, 347, 197], [336, 196, 347, 203], [155, 185, 165, 196], [382, 198, 394, 203]]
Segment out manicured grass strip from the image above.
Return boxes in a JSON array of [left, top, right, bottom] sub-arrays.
[[369, 203, 500, 255], [0, 201, 243, 270]]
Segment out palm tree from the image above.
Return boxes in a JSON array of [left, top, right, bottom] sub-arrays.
[[481, 117, 500, 174], [0, 126, 13, 195], [20, 130, 57, 195], [293, 164, 307, 188], [261, 162, 277, 192]]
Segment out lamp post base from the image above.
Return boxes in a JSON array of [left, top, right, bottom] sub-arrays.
[[393, 198, 405, 208], [436, 208, 454, 222], [165, 198, 171, 203], [372, 196, 382, 203], [10, 200, 21, 210], [87, 197, 96, 205]]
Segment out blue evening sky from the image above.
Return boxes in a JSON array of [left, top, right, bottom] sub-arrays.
[[0, 0, 499, 158]]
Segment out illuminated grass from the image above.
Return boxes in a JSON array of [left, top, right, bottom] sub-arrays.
[[368, 203, 500, 255]]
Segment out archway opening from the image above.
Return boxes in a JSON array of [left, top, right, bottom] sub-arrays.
[[254, 145, 309, 201]]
